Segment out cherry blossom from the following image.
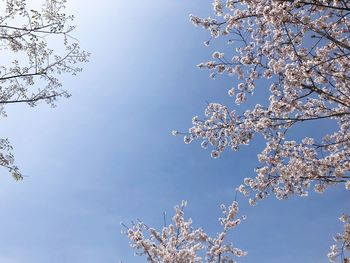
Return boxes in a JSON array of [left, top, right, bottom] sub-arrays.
[[328, 214, 350, 262], [130, 1, 350, 262], [181, 0, 350, 202], [171, 1, 350, 261], [125, 201, 246, 263], [0, 0, 89, 179]]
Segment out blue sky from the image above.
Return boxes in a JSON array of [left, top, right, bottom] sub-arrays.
[[0, 1, 348, 262]]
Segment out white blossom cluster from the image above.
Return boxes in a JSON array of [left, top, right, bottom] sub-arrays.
[[0, 0, 89, 109], [125, 201, 246, 263], [0, 138, 21, 180], [328, 214, 350, 262], [0, 0, 89, 179], [178, 0, 350, 202], [170, 1, 350, 261], [130, 0, 350, 261]]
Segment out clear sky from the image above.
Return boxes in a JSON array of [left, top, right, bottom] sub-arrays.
[[0, 1, 348, 263]]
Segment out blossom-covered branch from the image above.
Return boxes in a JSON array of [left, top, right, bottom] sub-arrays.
[[166, 1, 350, 261], [328, 214, 350, 262], [0, 0, 89, 179], [172, 0, 350, 203], [125, 201, 246, 263]]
